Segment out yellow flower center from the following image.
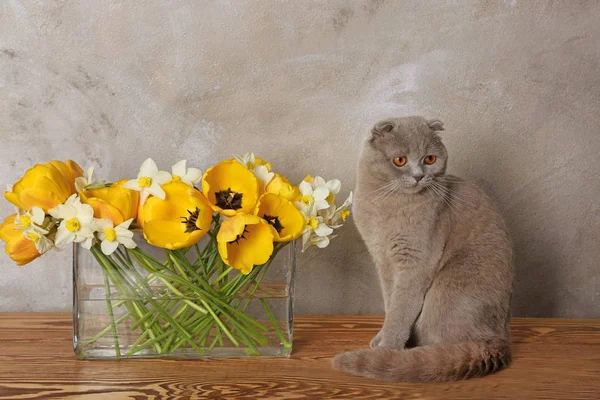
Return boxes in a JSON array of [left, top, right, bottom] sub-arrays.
[[326, 192, 335, 203], [304, 174, 315, 184], [104, 228, 117, 242], [301, 195, 313, 205], [139, 177, 153, 188], [66, 218, 81, 232], [308, 217, 319, 230], [26, 232, 40, 243], [341, 210, 351, 221], [19, 215, 32, 228], [172, 175, 181, 182]]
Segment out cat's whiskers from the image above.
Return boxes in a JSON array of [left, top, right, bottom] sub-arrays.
[[427, 185, 460, 216], [372, 180, 401, 203], [430, 181, 476, 210], [369, 179, 400, 195]]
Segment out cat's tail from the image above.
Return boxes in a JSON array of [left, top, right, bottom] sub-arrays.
[[332, 340, 511, 382]]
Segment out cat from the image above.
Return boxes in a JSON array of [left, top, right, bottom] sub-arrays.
[[332, 116, 514, 382]]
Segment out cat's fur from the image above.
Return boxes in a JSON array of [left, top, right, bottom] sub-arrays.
[[332, 116, 513, 382]]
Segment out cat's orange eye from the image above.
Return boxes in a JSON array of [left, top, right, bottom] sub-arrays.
[[393, 156, 407, 167], [424, 155, 437, 165]]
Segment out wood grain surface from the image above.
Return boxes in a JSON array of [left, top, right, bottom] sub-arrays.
[[0, 313, 598, 399]]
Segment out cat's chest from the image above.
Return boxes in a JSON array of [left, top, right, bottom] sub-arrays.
[[354, 195, 437, 246]]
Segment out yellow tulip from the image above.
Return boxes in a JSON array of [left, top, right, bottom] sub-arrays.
[[141, 181, 213, 250], [5, 160, 83, 212], [217, 213, 275, 275], [80, 180, 139, 225], [0, 215, 40, 266], [265, 173, 301, 202], [202, 159, 260, 217], [255, 193, 305, 242]]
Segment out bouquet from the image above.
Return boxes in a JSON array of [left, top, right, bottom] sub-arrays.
[[0, 154, 352, 357]]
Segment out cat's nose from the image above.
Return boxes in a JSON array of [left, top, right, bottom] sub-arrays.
[[414, 174, 424, 182]]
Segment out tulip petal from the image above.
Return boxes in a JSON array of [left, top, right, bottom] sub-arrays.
[[87, 198, 125, 225], [144, 220, 204, 250]]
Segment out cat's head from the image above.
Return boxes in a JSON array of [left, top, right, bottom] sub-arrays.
[[361, 116, 448, 194]]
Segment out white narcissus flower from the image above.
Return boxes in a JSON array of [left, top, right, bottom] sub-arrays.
[[49, 194, 95, 249], [254, 164, 274, 189], [301, 214, 334, 251], [123, 158, 172, 205], [15, 206, 48, 234], [234, 152, 274, 189], [297, 180, 330, 211], [24, 231, 54, 254], [233, 152, 257, 169], [74, 167, 95, 193], [328, 192, 353, 228], [171, 160, 202, 187], [95, 218, 137, 255]]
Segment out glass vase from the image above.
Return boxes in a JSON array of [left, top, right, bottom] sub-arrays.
[[73, 237, 295, 359]]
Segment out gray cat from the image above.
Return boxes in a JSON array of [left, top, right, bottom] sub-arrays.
[[333, 116, 513, 382]]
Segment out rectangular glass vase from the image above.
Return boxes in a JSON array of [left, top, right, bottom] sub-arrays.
[[73, 239, 295, 359]]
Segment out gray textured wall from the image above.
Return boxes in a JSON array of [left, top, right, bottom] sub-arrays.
[[1, 1, 598, 317]]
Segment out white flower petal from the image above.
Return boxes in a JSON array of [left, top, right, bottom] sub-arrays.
[[314, 223, 334, 237], [301, 229, 311, 248], [184, 168, 203, 186], [101, 240, 119, 255], [313, 176, 326, 187], [254, 165, 274, 187], [6, 184, 13, 192], [65, 194, 79, 207], [29, 207, 45, 226], [35, 236, 54, 254], [118, 218, 134, 230], [314, 199, 330, 211], [172, 160, 187, 177], [54, 227, 74, 247], [123, 179, 140, 191], [74, 177, 87, 193], [326, 179, 342, 194], [80, 237, 93, 250], [94, 218, 113, 231], [115, 227, 134, 238], [315, 236, 330, 248], [139, 191, 150, 206], [313, 187, 329, 201], [139, 158, 159, 178], [119, 236, 137, 249], [155, 171, 172, 185], [299, 181, 313, 196], [147, 182, 166, 200]]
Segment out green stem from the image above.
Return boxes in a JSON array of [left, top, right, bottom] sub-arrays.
[[102, 267, 121, 357], [260, 298, 291, 348]]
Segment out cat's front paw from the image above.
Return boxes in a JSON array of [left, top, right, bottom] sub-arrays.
[[370, 330, 383, 348], [377, 333, 406, 349]]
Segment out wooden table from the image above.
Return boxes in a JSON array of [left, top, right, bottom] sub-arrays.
[[0, 314, 598, 399]]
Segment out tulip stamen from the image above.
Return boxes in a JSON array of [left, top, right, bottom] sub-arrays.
[[181, 207, 203, 233], [215, 188, 243, 211], [229, 228, 250, 245], [263, 214, 284, 233]]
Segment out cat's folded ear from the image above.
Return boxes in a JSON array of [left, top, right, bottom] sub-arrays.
[[370, 119, 395, 142], [426, 119, 445, 132]]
